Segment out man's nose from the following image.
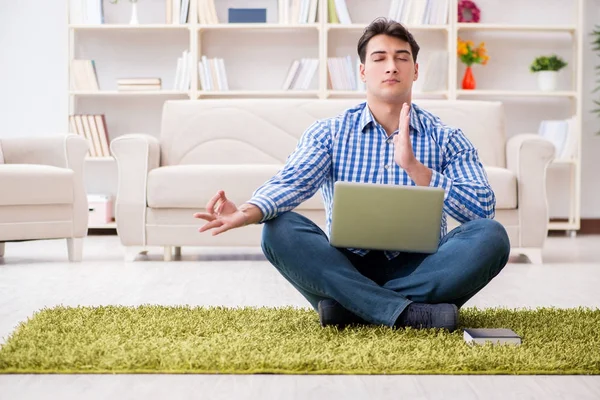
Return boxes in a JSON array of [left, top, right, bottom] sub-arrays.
[[385, 59, 398, 74]]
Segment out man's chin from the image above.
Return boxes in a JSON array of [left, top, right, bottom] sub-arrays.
[[370, 89, 409, 103]]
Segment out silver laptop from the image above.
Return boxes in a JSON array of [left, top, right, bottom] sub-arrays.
[[329, 181, 445, 253]]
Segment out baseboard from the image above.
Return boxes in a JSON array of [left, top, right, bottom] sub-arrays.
[[580, 219, 600, 234], [549, 218, 600, 235]]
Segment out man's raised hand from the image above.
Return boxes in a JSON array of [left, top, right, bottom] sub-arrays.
[[193, 190, 247, 236]]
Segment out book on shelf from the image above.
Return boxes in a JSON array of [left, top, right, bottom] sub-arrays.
[[198, 57, 229, 91], [173, 50, 192, 91], [166, 0, 191, 24], [282, 58, 319, 90], [69, 0, 103, 24], [198, 0, 219, 24], [538, 117, 577, 161], [327, 0, 353, 24], [327, 56, 363, 91], [117, 77, 162, 91], [463, 328, 522, 346], [69, 114, 111, 158], [420, 51, 448, 92], [71, 59, 100, 91], [278, 0, 319, 24], [228, 8, 267, 23], [388, 0, 449, 25]]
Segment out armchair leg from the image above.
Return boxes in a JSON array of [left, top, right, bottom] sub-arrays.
[[520, 248, 543, 265], [164, 246, 173, 262], [0, 242, 4, 257], [124, 246, 149, 262], [67, 238, 83, 262]]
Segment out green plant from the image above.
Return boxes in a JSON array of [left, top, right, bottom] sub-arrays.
[[529, 55, 568, 73]]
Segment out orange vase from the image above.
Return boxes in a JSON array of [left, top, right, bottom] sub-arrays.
[[462, 66, 476, 90]]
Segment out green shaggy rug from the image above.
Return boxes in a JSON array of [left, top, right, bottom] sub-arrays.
[[1, 306, 599, 375]]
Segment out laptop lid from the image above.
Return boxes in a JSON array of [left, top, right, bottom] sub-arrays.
[[329, 181, 445, 253]]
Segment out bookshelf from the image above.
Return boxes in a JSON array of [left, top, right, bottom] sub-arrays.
[[68, 0, 584, 233]]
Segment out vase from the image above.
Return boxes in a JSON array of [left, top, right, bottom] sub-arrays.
[[129, 1, 139, 25], [536, 71, 558, 91], [462, 66, 476, 90]]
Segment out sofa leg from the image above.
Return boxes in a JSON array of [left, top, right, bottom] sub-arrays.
[[164, 246, 173, 262], [174, 246, 181, 258], [124, 246, 149, 262], [0, 242, 4, 257], [67, 238, 83, 262], [520, 248, 543, 265]]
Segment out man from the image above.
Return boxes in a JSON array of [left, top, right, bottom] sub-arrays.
[[194, 17, 510, 331]]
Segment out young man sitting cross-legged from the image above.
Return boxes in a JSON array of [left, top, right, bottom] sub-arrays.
[[194, 17, 510, 331]]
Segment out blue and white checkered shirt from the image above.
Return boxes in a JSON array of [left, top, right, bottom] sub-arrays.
[[248, 101, 495, 259]]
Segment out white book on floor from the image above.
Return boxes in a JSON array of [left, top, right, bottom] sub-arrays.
[[463, 328, 522, 346]]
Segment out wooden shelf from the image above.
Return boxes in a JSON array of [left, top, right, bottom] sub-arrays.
[[456, 90, 577, 98], [69, 24, 191, 30], [198, 90, 320, 98], [327, 24, 449, 31], [456, 23, 576, 33], [70, 91, 191, 96], [548, 221, 579, 231], [88, 221, 117, 229], [326, 90, 449, 98], [198, 23, 319, 31]]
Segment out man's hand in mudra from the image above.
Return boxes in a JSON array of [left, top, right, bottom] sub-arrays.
[[193, 190, 248, 236]]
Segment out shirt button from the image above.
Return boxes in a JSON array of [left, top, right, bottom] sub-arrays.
[[384, 164, 390, 169]]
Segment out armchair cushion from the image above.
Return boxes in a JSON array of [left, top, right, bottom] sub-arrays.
[[0, 164, 74, 206], [484, 167, 517, 210]]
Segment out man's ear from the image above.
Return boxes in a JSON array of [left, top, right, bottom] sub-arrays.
[[413, 62, 419, 81], [360, 63, 366, 82]]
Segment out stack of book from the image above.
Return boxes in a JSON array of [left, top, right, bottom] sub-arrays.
[[69, 114, 111, 158], [327, 0, 352, 24], [388, 0, 450, 25], [71, 59, 99, 91], [197, 0, 219, 24], [166, 0, 191, 24], [538, 117, 577, 161], [198, 56, 229, 91], [117, 78, 161, 91], [327, 56, 363, 91], [282, 58, 319, 90], [278, 0, 319, 24], [420, 51, 448, 92]]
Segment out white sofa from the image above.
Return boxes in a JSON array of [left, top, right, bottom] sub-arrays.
[[0, 134, 89, 261], [111, 99, 555, 263]]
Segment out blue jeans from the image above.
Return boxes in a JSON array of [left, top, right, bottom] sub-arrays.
[[261, 212, 510, 327]]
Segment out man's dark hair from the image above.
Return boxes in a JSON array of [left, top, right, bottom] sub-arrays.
[[357, 18, 420, 64]]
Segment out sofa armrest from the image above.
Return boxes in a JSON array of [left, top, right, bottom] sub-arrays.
[[110, 134, 160, 246], [506, 133, 555, 248], [0, 134, 89, 237]]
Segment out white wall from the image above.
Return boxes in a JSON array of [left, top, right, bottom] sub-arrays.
[[1, 0, 599, 217]]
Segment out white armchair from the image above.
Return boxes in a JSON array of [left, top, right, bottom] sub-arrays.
[[0, 134, 89, 261]]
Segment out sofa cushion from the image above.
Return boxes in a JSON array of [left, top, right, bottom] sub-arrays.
[[485, 167, 517, 210], [0, 164, 74, 206], [147, 165, 324, 210]]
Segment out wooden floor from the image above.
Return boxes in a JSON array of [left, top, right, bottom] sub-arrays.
[[1, 234, 599, 399]]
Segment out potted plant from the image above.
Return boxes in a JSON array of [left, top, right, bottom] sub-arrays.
[[457, 38, 489, 90], [530, 55, 567, 91]]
